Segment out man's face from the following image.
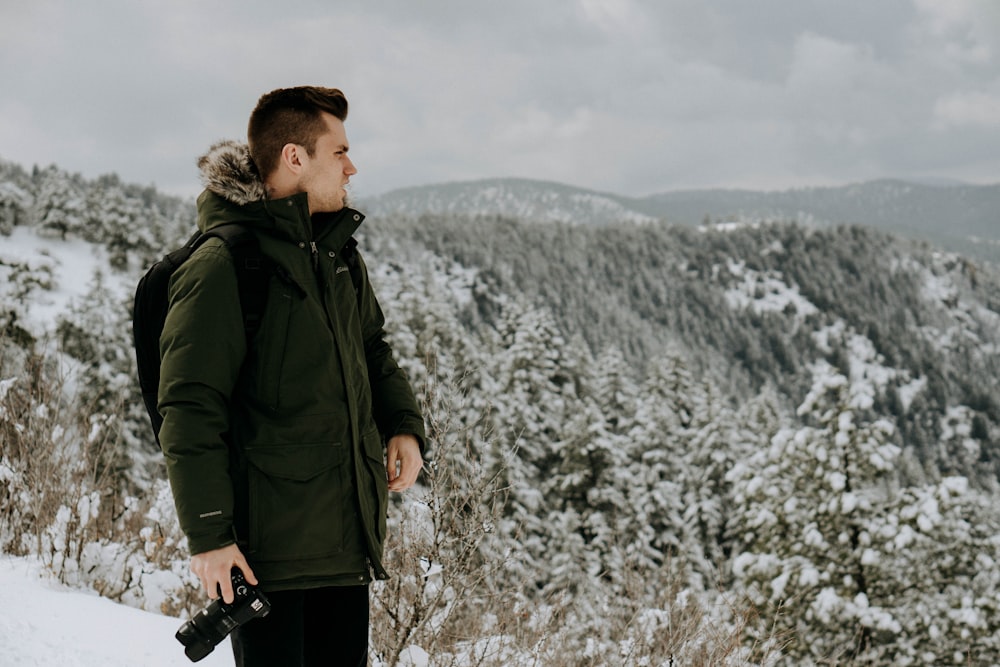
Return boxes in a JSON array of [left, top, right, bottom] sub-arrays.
[[297, 112, 357, 214]]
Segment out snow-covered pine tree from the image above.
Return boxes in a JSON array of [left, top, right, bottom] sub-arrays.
[[487, 298, 588, 591], [677, 377, 741, 587], [727, 360, 903, 663], [593, 345, 639, 437], [55, 268, 147, 482], [33, 166, 87, 240], [0, 181, 31, 235], [623, 354, 698, 580], [88, 185, 148, 270], [541, 398, 627, 599], [860, 476, 1000, 664]]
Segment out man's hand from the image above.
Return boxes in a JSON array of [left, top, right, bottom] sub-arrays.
[[190, 543, 257, 603], [387, 434, 423, 492]]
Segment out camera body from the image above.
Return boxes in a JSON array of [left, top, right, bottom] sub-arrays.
[[175, 568, 271, 662]]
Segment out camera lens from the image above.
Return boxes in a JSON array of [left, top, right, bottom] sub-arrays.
[[175, 620, 215, 662], [184, 641, 215, 662], [175, 620, 198, 645]]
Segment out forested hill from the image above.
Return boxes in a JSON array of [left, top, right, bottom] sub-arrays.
[[6, 157, 1000, 662], [371, 212, 1000, 486], [361, 177, 658, 226], [362, 177, 1000, 264]]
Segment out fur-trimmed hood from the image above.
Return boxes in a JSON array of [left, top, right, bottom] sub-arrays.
[[197, 140, 266, 206]]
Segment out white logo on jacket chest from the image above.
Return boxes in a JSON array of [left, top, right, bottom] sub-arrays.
[[336, 266, 349, 275]]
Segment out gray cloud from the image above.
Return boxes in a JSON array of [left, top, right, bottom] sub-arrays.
[[1, 0, 997, 198]]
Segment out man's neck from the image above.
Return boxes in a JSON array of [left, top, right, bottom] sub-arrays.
[[264, 171, 300, 201]]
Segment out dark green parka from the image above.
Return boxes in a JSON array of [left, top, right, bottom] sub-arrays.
[[158, 140, 425, 590]]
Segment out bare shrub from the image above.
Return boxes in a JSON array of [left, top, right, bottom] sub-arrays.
[[0, 342, 200, 616], [0, 350, 116, 566], [371, 371, 520, 666], [603, 558, 787, 666]]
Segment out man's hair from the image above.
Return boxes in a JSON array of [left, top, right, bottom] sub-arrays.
[[247, 86, 349, 180]]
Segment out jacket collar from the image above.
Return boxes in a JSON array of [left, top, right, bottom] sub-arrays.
[[197, 140, 266, 206], [195, 140, 364, 245]]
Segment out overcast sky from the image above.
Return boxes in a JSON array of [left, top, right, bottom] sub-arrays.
[[1, 0, 998, 199]]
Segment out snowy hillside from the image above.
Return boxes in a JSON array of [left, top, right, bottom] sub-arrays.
[[0, 557, 231, 667], [0, 226, 135, 340], [0, 555, 436, 667], [360, 177, 657, 225]]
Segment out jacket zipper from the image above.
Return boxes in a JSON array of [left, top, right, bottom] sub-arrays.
[[310, 237, 378, 573], [309, 241, 320, 272]]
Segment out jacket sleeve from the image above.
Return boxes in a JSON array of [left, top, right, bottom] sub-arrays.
[[355, 252, 427, 452], [158, 243, 246, 555]]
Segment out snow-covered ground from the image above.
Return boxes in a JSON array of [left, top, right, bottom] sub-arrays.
[[0, 226, 134, 336], [0, 556, 231, 667]]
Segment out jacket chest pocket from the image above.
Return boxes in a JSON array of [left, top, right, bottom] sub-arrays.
[[244, 442, 350, 561], [253, 291, 294, 409]]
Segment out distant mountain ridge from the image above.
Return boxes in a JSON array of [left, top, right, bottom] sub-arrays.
[[360, 177, 658, 227], [361, 177, 1000, 263]]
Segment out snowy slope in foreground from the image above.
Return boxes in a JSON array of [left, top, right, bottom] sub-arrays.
[[0, 557, 230, 667]]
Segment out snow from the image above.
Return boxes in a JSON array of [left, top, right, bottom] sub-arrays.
[[919, 265, 959, 307], [722, 259, 818, 319], [896, 376, 926, 412], [811, 324, 920, 410], [0, 225, 133, 337], [0, 556, 231, 667], [812, 587, 842, 624], [798, 567, 820, 587], [388, 645, 431, 667], [364, 179, 657, 226]]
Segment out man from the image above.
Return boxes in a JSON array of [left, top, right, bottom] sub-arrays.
[[158, 86, 426, 666]]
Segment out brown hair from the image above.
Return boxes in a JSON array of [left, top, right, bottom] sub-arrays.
[[247, 86, 349, 179]]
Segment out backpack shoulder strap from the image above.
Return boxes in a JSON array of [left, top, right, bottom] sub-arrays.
[[203, 224, 270, 342], [132, 224, 272, 447]]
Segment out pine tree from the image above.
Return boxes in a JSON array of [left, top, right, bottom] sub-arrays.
[[33, 166, 86, 240], [623, 354, 697, 579], [88, 186, 150, 270], [491, 299, 576, 470], [678, 377, 741, 585], [542, 398, 631, 595], [727, 361, 903, 662], [0, 181, 31, 235], [593, 345, 639, 436], [486, 299, 597, 592], [860, 477, 1000, 663], [55, 269, 140, 481]]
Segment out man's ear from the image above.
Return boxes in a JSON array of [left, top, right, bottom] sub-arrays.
[[279, 143, 304, 175]]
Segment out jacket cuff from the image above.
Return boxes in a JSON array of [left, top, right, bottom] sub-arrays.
[[186, 529, 237, 556], [391, 417, 427, 454]]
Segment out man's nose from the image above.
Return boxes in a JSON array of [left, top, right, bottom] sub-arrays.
[[344, 156, 357, 175]]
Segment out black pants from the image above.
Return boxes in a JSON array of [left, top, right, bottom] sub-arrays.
[[231, 584, 369, 667]]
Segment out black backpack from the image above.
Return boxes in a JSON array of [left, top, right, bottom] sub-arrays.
[[132, 224, 363, 445]]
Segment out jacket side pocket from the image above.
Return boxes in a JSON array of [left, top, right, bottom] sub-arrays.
[[244, 442, 348, 561]]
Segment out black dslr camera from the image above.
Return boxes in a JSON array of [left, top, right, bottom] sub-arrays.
[[175, 568, 271, 662]]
